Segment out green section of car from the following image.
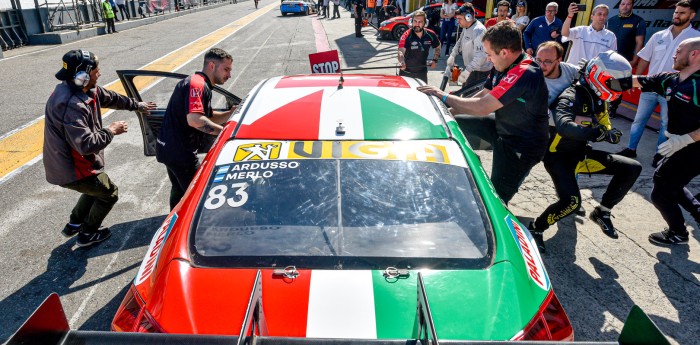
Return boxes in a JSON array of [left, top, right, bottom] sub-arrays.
[[359, 90, 447, 140], [372, 270, 419, 339]]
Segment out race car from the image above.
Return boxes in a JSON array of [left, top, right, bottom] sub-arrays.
[[111, 71, 573, 341], [280, 0, 314, 16], [378, 2, 485, 40]]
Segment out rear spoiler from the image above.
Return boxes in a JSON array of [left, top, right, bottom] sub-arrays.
[[8, 272, 670, 345]]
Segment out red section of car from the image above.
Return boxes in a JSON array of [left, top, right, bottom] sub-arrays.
[[261, 270, 312, 336], [234, 90, 323, 140], [274, 75, 410, 88], [111, 285, 164, 333], [514, 290, 574, 341]]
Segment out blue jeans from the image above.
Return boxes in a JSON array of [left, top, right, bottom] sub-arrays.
[[627, 92, 668, 151], [439, 19, 455, 55]]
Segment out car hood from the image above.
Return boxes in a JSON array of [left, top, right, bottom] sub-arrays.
[[146, 260, 546, 340]]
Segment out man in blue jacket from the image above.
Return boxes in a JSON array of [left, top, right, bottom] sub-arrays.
[[523, 2, 562, 56]]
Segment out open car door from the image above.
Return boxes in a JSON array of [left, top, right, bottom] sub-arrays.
[[116, 70, 242, 156]]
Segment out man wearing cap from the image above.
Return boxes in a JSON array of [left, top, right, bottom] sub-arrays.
[[523, 2, 562, 56], [44, 49, 155, 247], [446, 3, 492, 86], [418, 21, 549, 205]]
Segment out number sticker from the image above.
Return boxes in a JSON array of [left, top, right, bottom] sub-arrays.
[[204, 183, 250, 210]]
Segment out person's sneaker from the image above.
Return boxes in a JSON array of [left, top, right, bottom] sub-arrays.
[[590, 206, 619, 239], [62, 223, 81, 238], [575, 206, 586, 217], [617, 148, 637, 158], [528, 222, 546, 254], [76, 227, 112, 247], [648, 229, 689, 245], [651, 153, 664, 168]]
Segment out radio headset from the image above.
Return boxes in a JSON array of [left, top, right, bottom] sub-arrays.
[[73, 50, 94, 88]]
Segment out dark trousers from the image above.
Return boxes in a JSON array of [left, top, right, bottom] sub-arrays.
[[651, 144, 700, 232], [332, 3, 340, 18], [61, 173, 119, 232], [164, 161, 200, 210], [455, 115, 541, 204], [355, 12, 363, 36], [533, 149, 642, 230], [465, 70, 490, 86], [399, 69, 428, 83], [439, 19, 455, 55], [608, 98, 621, 118], [105, 18, 116, 33], [117, 4, 130, 20]]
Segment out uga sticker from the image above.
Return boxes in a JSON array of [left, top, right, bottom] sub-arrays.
[[505, 215, 550, 291], [134, 213, 178, 286]]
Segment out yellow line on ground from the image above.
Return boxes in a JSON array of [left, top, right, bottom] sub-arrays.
[[0, 2, 277, 181]]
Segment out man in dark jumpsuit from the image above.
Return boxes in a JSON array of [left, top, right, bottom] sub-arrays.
[[417, 21, 548, 204], [352, 0, 365, 37], [527, 51, 642, 253], [637, 37, 700, 245]]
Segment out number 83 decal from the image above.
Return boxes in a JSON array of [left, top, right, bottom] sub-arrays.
[[204, 183, 249, 210]]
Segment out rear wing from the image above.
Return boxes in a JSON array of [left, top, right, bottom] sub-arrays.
[[7, 271, 669, 345]]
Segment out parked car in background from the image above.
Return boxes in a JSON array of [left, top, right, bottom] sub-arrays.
[[378, 2, 485, 40]]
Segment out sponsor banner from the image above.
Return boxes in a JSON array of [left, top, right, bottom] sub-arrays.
[[505, 215, 550, 291], [599, 0, 700, 41], [215, 140, 467, 167]]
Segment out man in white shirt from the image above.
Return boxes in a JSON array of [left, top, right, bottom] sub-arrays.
[[536, 41, 579, 106], [445, 3, 493, 86], [561, 3, 617, 65], [617, 0, 700, 168]]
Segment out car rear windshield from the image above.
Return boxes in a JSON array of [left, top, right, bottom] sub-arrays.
[[190, 159, 492, 270]]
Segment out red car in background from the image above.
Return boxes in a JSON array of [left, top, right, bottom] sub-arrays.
[[378, 2, 485, 40]]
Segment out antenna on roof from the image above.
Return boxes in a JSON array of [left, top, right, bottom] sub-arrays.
[[337, 70, 344, 90]]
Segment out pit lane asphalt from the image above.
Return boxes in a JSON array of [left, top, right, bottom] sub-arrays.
[[0, 5, 698, 344]]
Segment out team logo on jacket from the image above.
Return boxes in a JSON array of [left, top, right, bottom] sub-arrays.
[[502, 73, 518, 84], [505, 215, 550, 291], [191, 88, 203, 98]]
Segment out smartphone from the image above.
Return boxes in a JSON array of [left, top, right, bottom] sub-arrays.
[[576, 3, 586, 11]]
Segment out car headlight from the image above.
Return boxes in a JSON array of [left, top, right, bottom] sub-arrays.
[[380, 21, 387, 28]]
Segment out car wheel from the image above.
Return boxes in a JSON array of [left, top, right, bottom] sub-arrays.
[[392, 24, 407, 40], [281, 11, 287, 16]]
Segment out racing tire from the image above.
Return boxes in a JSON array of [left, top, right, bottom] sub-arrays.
[[392, 24, 407, 40], [281, 11, 287, 16]]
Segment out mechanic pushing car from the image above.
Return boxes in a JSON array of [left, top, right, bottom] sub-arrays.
[[156, 48, 236, 210], [43, 49, 155, 247], [526, 51, 642, 253], [446, 3, 492, 86], [418, 21, 549, 205], [397, 10, 441, 83]]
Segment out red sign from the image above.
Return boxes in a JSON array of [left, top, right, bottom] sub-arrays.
[[309, 50, 341, 74]]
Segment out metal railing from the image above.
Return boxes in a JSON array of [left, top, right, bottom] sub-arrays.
[[0, 8, 27, 50]]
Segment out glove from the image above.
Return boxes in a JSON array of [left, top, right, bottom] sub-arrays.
[[446, 55, 455, 68], [592, 126, 622, 144], [658, 131, 694, 157], [458, 70, 471, 84]]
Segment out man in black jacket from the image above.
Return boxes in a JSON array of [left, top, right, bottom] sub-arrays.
[[527, 51, 642, 253], [44, 49, 155, 247]]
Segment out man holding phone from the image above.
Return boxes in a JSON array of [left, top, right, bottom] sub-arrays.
[[562, 3, 617, 64]]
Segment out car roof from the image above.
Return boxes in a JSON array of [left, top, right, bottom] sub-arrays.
[[228, 74, 451, 141]]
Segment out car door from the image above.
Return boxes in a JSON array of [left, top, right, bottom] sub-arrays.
[[116, 70, 242, 156]]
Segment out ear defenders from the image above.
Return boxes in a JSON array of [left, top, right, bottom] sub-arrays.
[[74, 50, 94, 88], [492, 6, 512, 17], [408, 16, 428, 27]]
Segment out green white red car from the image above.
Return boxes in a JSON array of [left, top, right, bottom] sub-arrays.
[[109, 72, 573, 341]]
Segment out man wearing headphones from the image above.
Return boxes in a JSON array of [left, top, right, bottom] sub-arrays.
[[398, 10, 441, 83], [484, 1, 512, 29], [44, 49, 155, 247], [446, 3, 492, 86]]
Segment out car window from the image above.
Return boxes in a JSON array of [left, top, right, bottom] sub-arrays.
[[190, 141, 492, 270]]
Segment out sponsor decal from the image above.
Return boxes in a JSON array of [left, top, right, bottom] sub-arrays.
[[613, 0, 677, 10], [134, 213, 178, 286], [501, 73, 518, 84], [505, 215, 550, 291], [675, 92, 691, 102], [234, 142, 282, 161], [623, 23, 634, 28], [214, 165, 230, 183], [190, 88, 203, 98], [665, 87, 672, 96]]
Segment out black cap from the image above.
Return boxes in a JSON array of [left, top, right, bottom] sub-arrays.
[[455, 4, 473, 16], [516, 1, 526, 6], [55, 49, 96, 81]]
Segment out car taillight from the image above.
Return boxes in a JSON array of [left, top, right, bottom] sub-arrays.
[[512, 290, 574, 341], [111, 285, 164, 333]]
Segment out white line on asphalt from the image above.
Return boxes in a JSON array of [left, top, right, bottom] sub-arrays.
[[69, 230, 133, 327]]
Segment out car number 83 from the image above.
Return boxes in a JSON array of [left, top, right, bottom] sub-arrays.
[[204, 183, 249, 210]]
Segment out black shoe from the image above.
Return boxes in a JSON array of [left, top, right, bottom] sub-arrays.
[[590, 206, 618, 239], [649, 228, 689, 245], [356, 34, 364, 37], [575, 206, 586, 217], [62, 223, 81, 238], [652, 153, 663, 168], [77, 228, 112, 247], [617, 148, 637, 158], [528, 222, 545, 254]]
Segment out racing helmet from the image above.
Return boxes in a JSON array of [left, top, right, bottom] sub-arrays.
[[583, 51, 632, 102]]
